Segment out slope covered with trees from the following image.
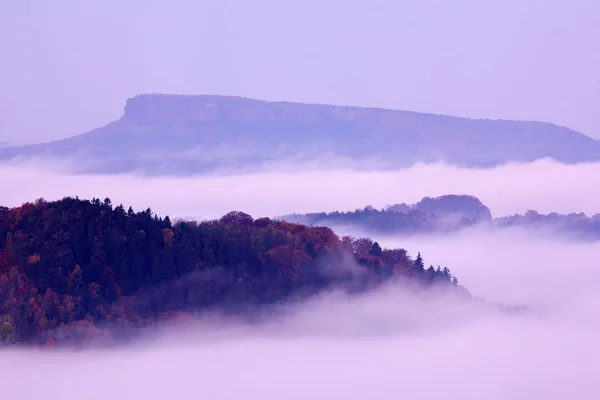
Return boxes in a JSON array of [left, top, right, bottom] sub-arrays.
[[284, 195, 493, 235], [0, 197, 464, 347], [284, 195, 600, 241], [496, 210, 600, 240]]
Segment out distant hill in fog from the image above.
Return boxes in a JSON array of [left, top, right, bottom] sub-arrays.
[[284, 195, 493, 234], [282, 194, 600, 240], [1, 94, 600, 174], [495, 210, 600, 239]]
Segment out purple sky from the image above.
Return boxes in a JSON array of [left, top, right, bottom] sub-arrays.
[[1, 0, 599, 143]]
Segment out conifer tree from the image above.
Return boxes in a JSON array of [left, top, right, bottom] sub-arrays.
[[413, 252, 425, 272], [368, 241, 383, 257]]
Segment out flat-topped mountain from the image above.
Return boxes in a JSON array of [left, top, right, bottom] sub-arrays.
[[1, 94, 600, 174]]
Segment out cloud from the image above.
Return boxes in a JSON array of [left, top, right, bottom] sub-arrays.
[[1, 228, 599, 399], [1, 155, 600, 398], [1, 158, 600, 222]]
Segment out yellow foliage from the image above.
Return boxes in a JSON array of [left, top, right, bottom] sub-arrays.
[[162, 228, 175, 247], [27, 254, 41, 264]]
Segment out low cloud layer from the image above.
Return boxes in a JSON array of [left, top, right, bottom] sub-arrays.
[[1, 158, 599, 220], [1, 159, 599, 399], [2, 229, 599, 399]]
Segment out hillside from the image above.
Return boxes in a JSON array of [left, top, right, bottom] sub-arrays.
[[283, 195, 600, 240], [0, 197, 465, 347], [284, 195, 493, 234], [1, 94, 599, 174], [496, 210, 600, 240]]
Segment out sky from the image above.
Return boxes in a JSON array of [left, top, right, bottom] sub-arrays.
[[1, 0, 599, 143]]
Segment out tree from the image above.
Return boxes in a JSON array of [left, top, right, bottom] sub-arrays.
[[413, 252, 425, 272], [219, 211, 253, 227], [368, 242, 383, 257], [68, 265, 85, 298], [426, 266, 436, 284], [354, 238, 374, 258], [86, 236, 107, 284], [0, 315, 18, 344], [442, 267, 452, 281], [341, 236, 356, 252]]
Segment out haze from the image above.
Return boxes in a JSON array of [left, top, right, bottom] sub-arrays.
[[2, 154, 600, 399], [2, 219, 599, 399], [1, 159, 599, 220], [1, 0, 599, 144]]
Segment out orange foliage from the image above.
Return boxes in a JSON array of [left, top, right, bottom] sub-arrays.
[[163, 228, 175, 247], [0, 196, 452, 347], [267, 245, 310, 281], [28, 254, 41, 264]]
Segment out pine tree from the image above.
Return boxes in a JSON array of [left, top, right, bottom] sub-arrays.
[[413, 252, 425, 272], [368, 241, 383, 257], [442, 266, 451, 281], [426, 265, 436, 284]]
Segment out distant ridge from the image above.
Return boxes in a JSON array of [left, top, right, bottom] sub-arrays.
[[1, 93, 599, 175], [282, 194, 600, 241]]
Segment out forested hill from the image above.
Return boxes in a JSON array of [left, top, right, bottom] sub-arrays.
[[283, 195, 493, 234], [0, 197, 464, 347], [283, 195, 600, 240]]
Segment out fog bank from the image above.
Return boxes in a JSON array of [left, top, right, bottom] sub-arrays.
[[2, 158, 599, 399], [1, 158, 599, 220], [2, 229, 600, 399]]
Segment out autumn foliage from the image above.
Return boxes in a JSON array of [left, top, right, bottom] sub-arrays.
[[0, 197, 461, 346]]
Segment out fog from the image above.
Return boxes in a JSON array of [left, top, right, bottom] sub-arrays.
[[2, 159, 600, 399], [1, 158, 600, 220], [2, 228, 599, 399]]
